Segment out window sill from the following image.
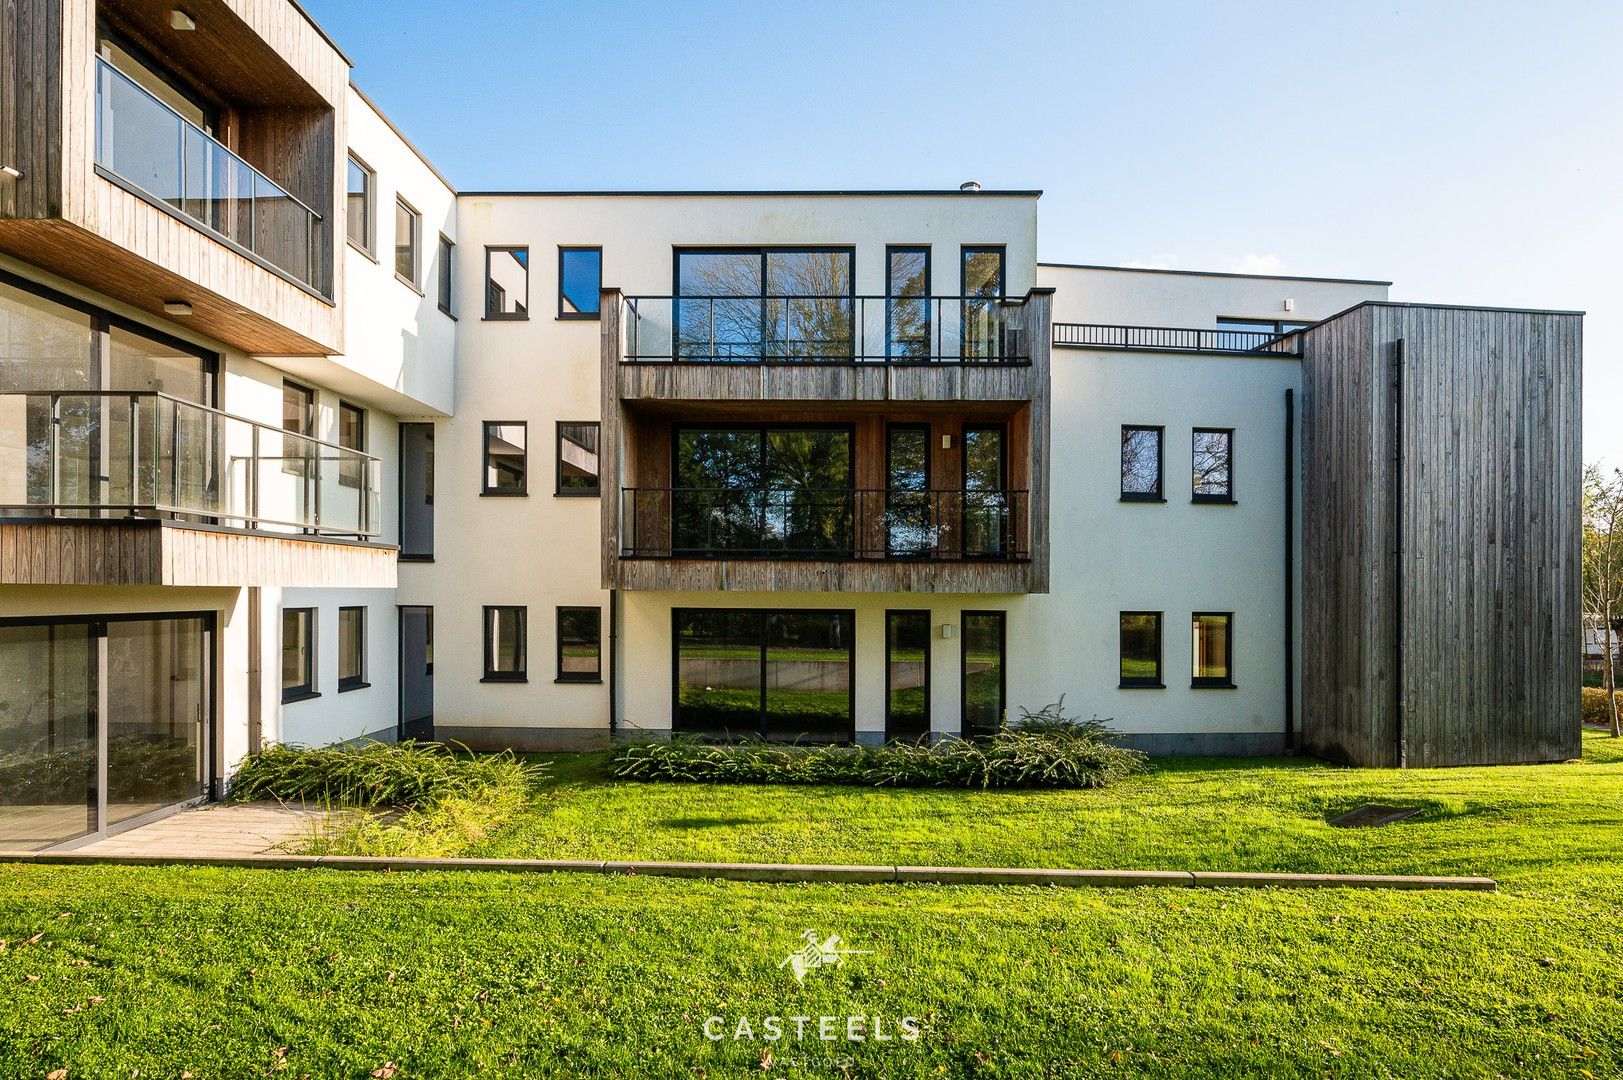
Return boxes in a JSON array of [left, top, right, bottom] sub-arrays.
[[439, 304, 457, 321], [555, 677, 603, 685], [1192, 497, 1237, 506], [395, 273, 424, 296], [481, 675, 528, 684], [483, 313, 530, 322], [399, 554, 435, 563], [1120, 494, 1166, 504], [556, 312, 601, 322], [347, 238, 378, 264], [1191, 681, 1238, 690], [554, 489, 601, 498], [479, 490, 529, 498], [1119, 682, 1165, 690], [338, 681, 371, 694], [281, 689, 322, 705]]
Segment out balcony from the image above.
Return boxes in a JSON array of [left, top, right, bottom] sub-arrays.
[[0, 391, 392, 589], [1052, 322, 1302, 356], [95, 58, 321, 291]]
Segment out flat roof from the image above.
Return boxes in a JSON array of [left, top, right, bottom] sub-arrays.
[[1038, 261, 1392, 287], [458, 189, 1044, 198], [349, 83, 456, 193], [286, 0, 354, 66]]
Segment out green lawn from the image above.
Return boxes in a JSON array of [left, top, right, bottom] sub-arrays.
[[0, 735, 1620, 1077]]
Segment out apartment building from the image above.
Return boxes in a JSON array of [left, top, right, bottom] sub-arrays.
[[0, 0, 1583, 850]]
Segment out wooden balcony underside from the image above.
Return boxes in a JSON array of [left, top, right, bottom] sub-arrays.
[[615, 557, 1031, 594], [0, 520, 396, 588], [616, 362, 1038, 403]]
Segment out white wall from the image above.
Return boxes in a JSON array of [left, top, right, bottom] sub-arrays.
[[1037, 264, 1389, 326]]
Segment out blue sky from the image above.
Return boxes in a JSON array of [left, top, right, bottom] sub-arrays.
[[305, 0, 1622, 464]]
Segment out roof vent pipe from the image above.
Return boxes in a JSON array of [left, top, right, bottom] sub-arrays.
[[960, 180, 981, 192]]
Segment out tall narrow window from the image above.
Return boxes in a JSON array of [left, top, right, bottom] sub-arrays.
[[886, 610, 931, 742], [338, 606, 367, 691], [282, 380, 315, 481], [400, 422, 435, 560], [485, 246, 529, 319], [395, 198, 420, 287], [1192, 612, 1234, 688], [338, 401, 366, 489], [437, 234, 455, 316], [482, 422, 527, 495], [960, 246, 1005, 361], [886, 246, 930, 359], [281, 608, 316, 702], [886, 424, 931, 556], [1120, 425, 1164, 501], [556, 422, 600, 496], [483, 606, 527, 682], [556, 606, 601, 682], [962, 425, 1007, 557], [960, 611, 1005, 738], [1119, 612, 1164, 688], [346, 155, 373, 254], [558, 246, 602, 319], [1192, 428, 1234, 503]]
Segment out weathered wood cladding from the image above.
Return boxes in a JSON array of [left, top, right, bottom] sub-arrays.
[[599, 289, 1053, 594], [0, 520, 397, 588], [1300, 303, 1582, 767], [0, 0, 346, 354]]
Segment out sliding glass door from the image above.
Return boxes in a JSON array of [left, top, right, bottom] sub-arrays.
[[672, 425, 853, 556], [674, 608, 854, 743], [675, 248, 854, 362], [0, 613, 212, 850], [886, 610, 931, 742]]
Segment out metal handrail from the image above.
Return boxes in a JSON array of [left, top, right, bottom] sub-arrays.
[[1052, 321, 1301, 355], [0, 390, 380, 538], [620, 485, 1031, 561], [94, 58, 322, 286]]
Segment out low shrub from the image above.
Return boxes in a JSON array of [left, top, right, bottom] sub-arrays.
[[610, 701, 1146, 790], [230, 740, 544, 809], [1582, 686, 1623, 727]]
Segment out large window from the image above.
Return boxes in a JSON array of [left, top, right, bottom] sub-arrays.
[[0, 613, 211, 849], [674, 609, 854, 743], [1120, 425, 1164, 501], [399, 422, 434, 560], [338, 606, 367, 692], [346, 155, 373, 254], [485, 247, 529, 319], [1119, 612, 1163, 688], [672, 425, 852, 555], [281, 607, 316, 702], [960, 611, 1005, 738], [483, 606, 527, 682], [482, 422, 527, 495], [1192, 612, 1234, 688], [437, 234, 455, 316], [886, 610, 931, 742], [1192, 428, 1234, 503], [675, 248, 854, 362], [886, 246, 930, 359], [395, 198, 420, 287], [556, 607, 601, 683], [556, 422, 600, 496], [559, 247, 602, 319]]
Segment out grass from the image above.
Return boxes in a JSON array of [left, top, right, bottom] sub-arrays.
[[0, 733, 1619, 1076]]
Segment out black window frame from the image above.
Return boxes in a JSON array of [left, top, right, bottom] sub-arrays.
[[345, 153, 374, 257], [558, 246, 603, 321], [281, 379, 316, 478], [672, 246, 857, 362], [885, 244, 932, 361], [959, 246, 1007, 363], [281, 606, 318, 703], [398, 421, 435, 562], [885, 422, 933, 557], [1120, 424, 1165, 502], [1118, 611, 1164, 689], [959, 609, 1006, 739], [555, 605, 602, 684], [394, 197, 421, 291], [481, 420, 528, 497], [1191, 611, 1236, 689], [437, 233, 455, 318], [555, 420, 601, 497], [1192, 426, 1235, 504], [337, 605, 368, 692], [482, 605, 528, 683], [961, 423, 1009, 559], [484, 245, 530, 321], [337, 400, 366, 490], [885, 609, 932, 742]]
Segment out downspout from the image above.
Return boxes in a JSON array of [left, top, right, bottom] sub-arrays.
[[1392, 340, 1407, 768], [608, 588, 619, 739], [1283, 389, 1295, 750]]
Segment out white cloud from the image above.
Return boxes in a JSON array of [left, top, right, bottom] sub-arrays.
[[1225, 252, 1287, 276]]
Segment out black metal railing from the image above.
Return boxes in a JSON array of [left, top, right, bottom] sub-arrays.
[[621, 295, 1034, 364], [0, 391, 380, 537], [620, 487, 1030, 560], [1052, 322, 1302, 355], [95, 58, 322, 289]]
